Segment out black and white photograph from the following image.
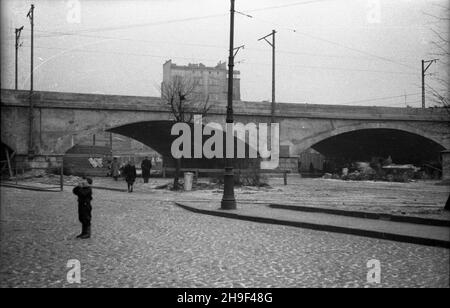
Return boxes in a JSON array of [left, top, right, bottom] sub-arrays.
[[0, 0, 449, 291]]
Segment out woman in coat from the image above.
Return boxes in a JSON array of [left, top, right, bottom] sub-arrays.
[[111, 157, 120, 181], [123, 161, 137, 193]]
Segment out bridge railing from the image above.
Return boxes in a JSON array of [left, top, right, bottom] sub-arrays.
[[161, 167, 291, 185]]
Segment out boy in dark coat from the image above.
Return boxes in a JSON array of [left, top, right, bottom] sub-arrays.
[[73, 178, 93, 239]]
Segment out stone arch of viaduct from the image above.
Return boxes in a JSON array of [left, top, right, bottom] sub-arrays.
[[1, 90, 449, 160]]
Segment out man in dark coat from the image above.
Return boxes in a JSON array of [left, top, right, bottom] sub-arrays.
[[72, 178, 93, 239], [141, 156, 152, 183], [123, 161, 137, 192]]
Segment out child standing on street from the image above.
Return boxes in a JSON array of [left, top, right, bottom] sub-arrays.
[[72, 177, 93, 239]]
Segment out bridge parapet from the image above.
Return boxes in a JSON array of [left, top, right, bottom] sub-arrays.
[[2, 89, 449, 122], [1, 89, 449, 177]]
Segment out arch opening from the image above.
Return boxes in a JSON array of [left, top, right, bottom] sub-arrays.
[[62, 130, 162, 177], [107, 120, 261, 170], [306, 129, 445, 175]]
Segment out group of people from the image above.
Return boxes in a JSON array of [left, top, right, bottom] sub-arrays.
[[110, 156, 153, 193]]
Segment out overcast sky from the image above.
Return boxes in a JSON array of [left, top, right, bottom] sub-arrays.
[[1, 0, 448, 107]]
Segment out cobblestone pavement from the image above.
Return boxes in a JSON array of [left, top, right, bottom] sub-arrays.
[[0, 186, 449, 288]]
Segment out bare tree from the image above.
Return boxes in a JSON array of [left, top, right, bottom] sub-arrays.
[[426, 4, 449, 111], [159, 76, 212, 190], [426, 4, 450, 210]]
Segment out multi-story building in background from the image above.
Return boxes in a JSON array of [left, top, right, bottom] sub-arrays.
[[163, 60, 241, 102]]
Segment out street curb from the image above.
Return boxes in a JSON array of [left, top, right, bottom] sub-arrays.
[[84, 185, 128, 193], [175, 202, 450, 249], [0, 182, 61, 192], [269, 203, 450, 227], [0, 182, 128, 193]]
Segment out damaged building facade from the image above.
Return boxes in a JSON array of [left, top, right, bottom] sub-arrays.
[[162, 60, 241, 102]]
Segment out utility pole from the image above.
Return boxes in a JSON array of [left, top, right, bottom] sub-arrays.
[[258, 30, 276, 123], [27, 4, 35, 156], [422, 59, 438, 109], [221, 0, 239, 210], [15, 26, 24, 90], [110, 132, 113, 157]]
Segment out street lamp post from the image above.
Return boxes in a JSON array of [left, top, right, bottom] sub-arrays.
[[221, 0, 237, 210]]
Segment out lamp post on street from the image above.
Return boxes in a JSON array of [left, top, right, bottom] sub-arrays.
[[221, 0, 238, 210]]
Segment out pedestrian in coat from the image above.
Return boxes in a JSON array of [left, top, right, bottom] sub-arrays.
[[72, 177, 93, 239], [123, 161, 137, 192], [141, 156, 152, 183], [111, 157, 120, 181]]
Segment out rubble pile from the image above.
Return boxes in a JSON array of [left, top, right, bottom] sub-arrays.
[[155, 180, 222, 191], [62, 175, 85, 185], [155, 176, 272, 191], [15, 170, 84, 186], [16, 169, 47, 179], [210, 172, 270, 187], [322, 156, 428, 183], [343, 162, 377, 181]]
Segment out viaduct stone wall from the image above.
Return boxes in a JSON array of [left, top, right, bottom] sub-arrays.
[[2, 89, 449, 159]]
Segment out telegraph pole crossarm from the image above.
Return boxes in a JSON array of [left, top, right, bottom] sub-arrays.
[[258, 31, 275, 43], [424, 59, 438, 72], [235, 10, 253, 19], [258, 32, 275, 47], [233, 45, 245, 57]]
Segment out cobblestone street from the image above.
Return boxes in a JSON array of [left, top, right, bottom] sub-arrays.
[[0, 185, 449, 288]]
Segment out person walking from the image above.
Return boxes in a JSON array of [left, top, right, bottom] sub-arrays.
[[111, 157, 120, 181], [141, 156, 152, 183], [123, 161, 137, 192]]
